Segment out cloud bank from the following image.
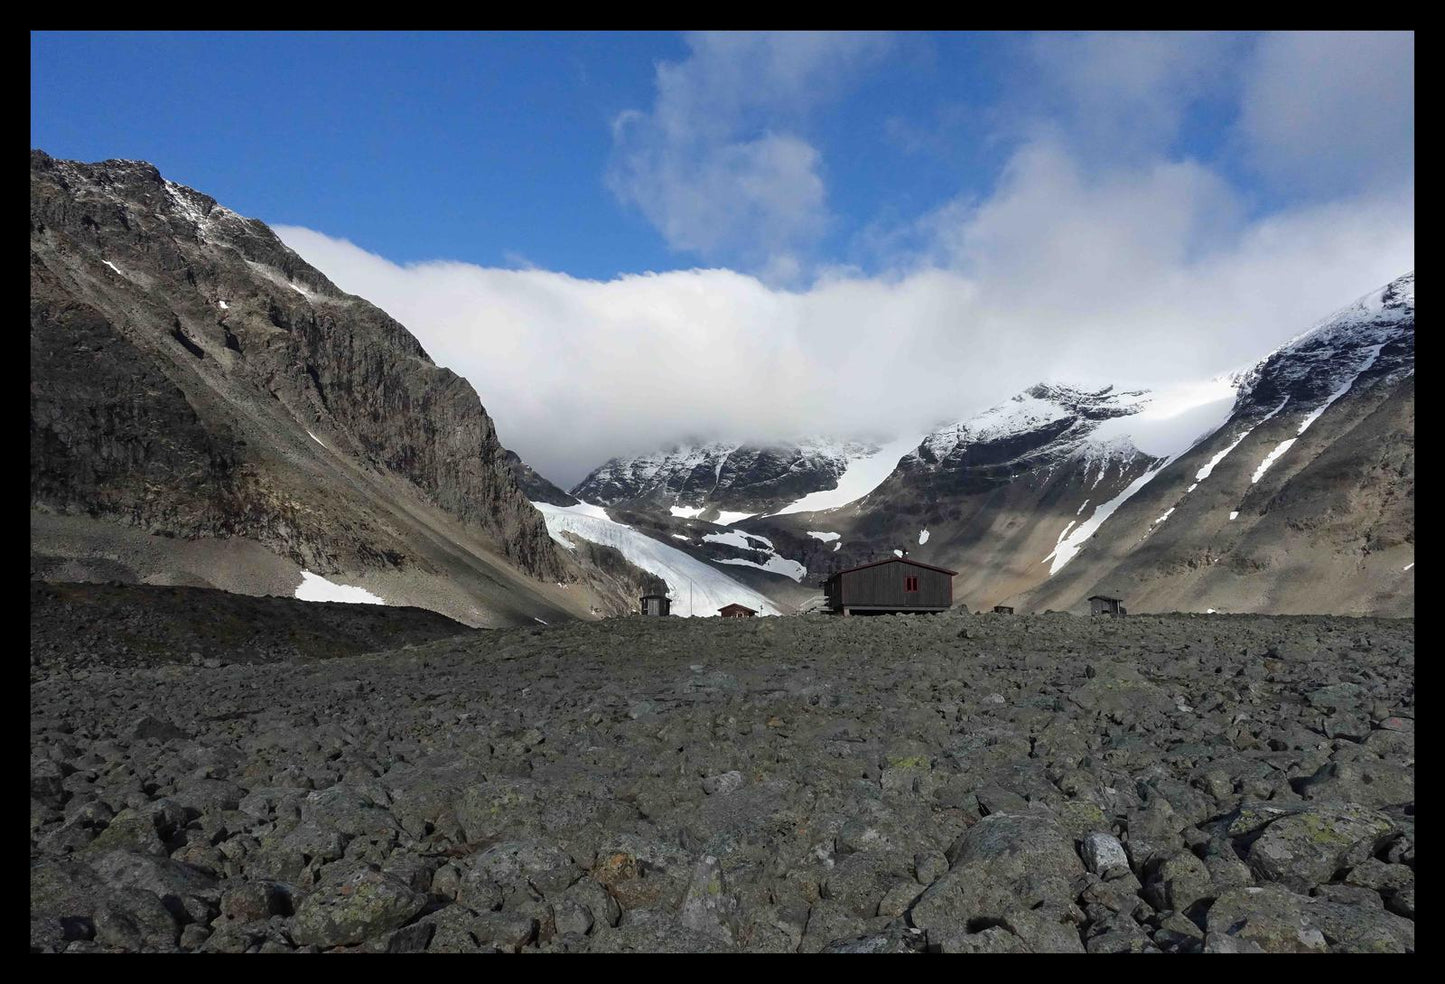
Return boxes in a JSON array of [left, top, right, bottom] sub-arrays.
[[274, 31, 1413, 489]]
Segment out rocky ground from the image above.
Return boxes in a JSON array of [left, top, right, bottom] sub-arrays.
[[31, 585, 1414, 953]]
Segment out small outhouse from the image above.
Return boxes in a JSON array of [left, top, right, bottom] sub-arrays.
[[640, 594, 671, 616], [718, 603, 756, 618], [1089, 595, 1125, 616], [993, 605, 1015, 615]]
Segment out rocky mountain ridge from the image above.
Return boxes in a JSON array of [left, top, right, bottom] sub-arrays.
[[29, 151, 654, 624]]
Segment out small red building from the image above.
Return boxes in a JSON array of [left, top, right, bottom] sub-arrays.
[[718, 603, 757, 618]]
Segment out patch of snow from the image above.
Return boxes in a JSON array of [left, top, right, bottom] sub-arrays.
[[305, 430, 325, 448], [1076, 500, 1090, 515], [669, 504, 704, 519], [218, 299, 229, 310], [1151, 507, 1175, 527], [833, 542, 841, 551], [703, 530, 804, 581], [671, 534, 692, 542], [102, 260, 122, 275], [1055, 521, 1076, 545], [1250, 438, 1297, 484], [1044, 457, 1173, 575], [772, 433, 926, 515], [713, 510, 757, 527], [1196, 398, 1290, 482], [1403, 563, 1414, 572], [531, 501, 779, 617], [807, 531, 840, 543], [703, 530, 766, 551], [918, 529, 930, 545], [295, 571, 384, 605], [716, 556, 807, 582], [893, 549, 904, 558], [1229, 511, 1240, 521]]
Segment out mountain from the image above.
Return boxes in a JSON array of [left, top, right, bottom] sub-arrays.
[[29, 151, 656, 625], [734, 380, 1225, 609], [1014, 272, 1414, 616], [504, 449, 579, 506], [571, 437, 892, 521], [592, 273, 1413, 617]]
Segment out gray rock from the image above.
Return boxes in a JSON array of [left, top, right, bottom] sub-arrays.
[[679, 855, 736, 942], [1080, 831, 1130, 878], [701, 771, 744, 796], [1246, 807, 1395, 892], [289, 866, 427, 948]]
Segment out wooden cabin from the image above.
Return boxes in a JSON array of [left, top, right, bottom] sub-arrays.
[[993, 605, 1014, 614], [718, 603, 756, 618], [640, 594, 671, 616], [821, 556, 957, 615], [1089, 595, 1125, 616]]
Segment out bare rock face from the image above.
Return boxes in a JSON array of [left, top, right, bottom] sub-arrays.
[[30, 150, 564, 584]]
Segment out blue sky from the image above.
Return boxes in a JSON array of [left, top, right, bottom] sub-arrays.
[[33, 31, 1239, 279], [31, 32, 1414, 482]]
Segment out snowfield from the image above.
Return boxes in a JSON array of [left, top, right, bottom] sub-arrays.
[[295, 571, 385, 605], [771, 434, 926, 515], [532, 501, 780, 616], [704, 530, 807, 582]]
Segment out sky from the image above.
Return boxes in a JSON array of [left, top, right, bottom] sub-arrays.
[[32, 31, 1414, 486]]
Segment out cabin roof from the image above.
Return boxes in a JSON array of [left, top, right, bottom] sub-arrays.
[[825, 556, 958, 580], [1088, 594, 1122, 601], [718, 603, 756, 613], [640, 593, 669, 600]]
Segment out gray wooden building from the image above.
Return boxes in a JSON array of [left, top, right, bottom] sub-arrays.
[[822, 556, 957, 615], [640, 594, 671, 616], [993, 605, 1015, 614], [1089, 595, 1126, 616]]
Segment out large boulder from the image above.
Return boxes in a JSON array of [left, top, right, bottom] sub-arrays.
[[908, 813, 1083, 940], [289, 865, 427, 948], [1246, 807, 1396, 893]]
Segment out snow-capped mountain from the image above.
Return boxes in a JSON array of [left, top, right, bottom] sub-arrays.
[[1018, 271, 1415, 616], [897, 384, 1160, 501], [571, 437, 891, 520], [707, 273, 1412, 617]]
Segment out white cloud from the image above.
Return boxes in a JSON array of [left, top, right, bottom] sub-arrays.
[[1021, 32, 1243, 159], [607, 31, 893, 276], [278, 163, 1411, 489], [1238, 31, 1414, 196], [271, 32, 1412, 490]]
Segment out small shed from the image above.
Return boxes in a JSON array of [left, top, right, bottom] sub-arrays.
[[1089, 595, 1125, 616], [821, 556, 957, 615], [640, 594, 671, 617], [993, 605, 1014, 615], [718, 603, 756, 618]]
